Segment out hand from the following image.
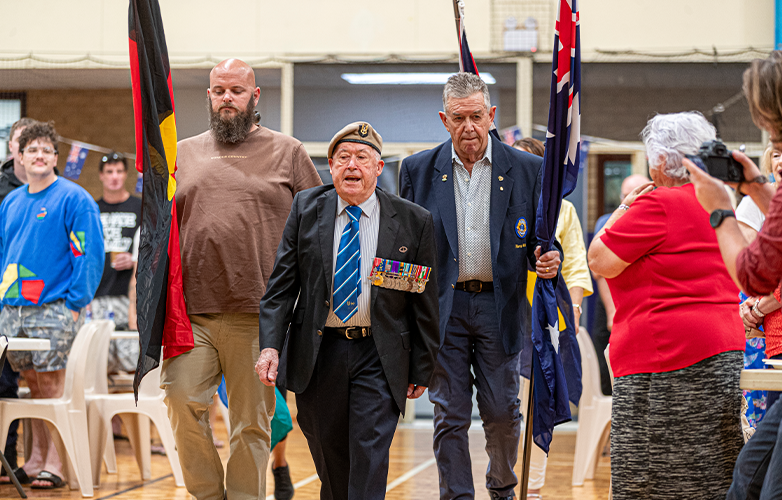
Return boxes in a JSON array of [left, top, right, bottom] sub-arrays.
[[255, 348, 279, 387], [740, 297, 761, 328], [683, 158, 735, 214], [111, 252, 134, 271], [731, 151, 764, 191], [621, 182, 655, 206], [534, 246, 560, 279], [407, 384, 426, 399], [71, 310, 79, 322]]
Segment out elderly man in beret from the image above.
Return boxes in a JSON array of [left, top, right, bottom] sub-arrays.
[[256, 122, 440, 499]]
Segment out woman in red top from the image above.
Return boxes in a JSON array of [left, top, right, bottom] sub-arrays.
[[589, 112, 745, 500]]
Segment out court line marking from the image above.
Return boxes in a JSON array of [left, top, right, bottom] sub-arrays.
[[386, 457, 437, 492], [95, 473, 172, 499], [265, 473, 320, 500]]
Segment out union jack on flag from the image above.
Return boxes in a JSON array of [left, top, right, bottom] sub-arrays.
[[529, 0, 582, 453]]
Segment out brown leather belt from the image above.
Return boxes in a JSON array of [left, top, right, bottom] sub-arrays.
[[323, 326, 372, 339], [454, 280, 494, 293]]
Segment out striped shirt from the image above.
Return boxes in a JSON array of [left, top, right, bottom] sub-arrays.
[[452, 140, 493, 282], [325, 192, 380, 327]]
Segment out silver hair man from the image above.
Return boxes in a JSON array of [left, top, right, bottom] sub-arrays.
[[642, 111, 716, 181], [442, 72, 491, 113]]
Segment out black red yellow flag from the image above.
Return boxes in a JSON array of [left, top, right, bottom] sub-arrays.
[[129, 0, 192, 399]]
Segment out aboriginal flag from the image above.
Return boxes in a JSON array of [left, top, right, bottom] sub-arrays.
[[129, 0, 192, 399]]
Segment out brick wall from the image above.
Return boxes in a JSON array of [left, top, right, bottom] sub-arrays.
[[24, 88, 137, 201]]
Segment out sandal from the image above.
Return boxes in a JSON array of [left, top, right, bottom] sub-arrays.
[[31, 470, 65, 489], [0, 468, 31, 485]]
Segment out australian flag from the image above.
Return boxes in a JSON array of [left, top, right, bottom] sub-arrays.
[[530, 0, 582, 454]]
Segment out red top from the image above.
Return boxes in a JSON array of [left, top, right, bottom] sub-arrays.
[[601, 184, 744, 377], [764, 286, 782, 357]]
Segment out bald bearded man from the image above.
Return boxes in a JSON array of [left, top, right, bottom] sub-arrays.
[[161, 59, 322, 500]]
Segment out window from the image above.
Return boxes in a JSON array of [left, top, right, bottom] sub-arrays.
[[0, 93, 26, 161]]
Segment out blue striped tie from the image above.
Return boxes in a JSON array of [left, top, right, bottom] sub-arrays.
[[333, 205, 362, 322]]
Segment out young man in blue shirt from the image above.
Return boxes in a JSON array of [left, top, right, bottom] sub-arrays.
[[0, 121, 103, 489]]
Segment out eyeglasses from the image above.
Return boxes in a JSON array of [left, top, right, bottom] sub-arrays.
[[101, 152, 125, 164], [23, 146, 56, 156]]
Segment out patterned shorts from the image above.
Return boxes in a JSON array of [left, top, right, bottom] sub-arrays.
[[90, 295, 139, 373], [0, 299, 84, 373]]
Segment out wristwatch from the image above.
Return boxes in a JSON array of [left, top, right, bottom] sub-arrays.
[[709, 209, 735, 229]]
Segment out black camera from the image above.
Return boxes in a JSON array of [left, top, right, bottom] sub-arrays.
[[685, 140, 745, 183]]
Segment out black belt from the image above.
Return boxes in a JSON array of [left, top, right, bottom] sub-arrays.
[[454, 280, 493, 293], [323, 326, 372, 339]]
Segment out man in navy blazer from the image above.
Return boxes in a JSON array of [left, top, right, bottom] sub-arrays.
[[399, 73, 561, 500]]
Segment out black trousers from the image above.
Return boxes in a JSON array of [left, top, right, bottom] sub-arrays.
[[0, 362, 19, 473], [296, 334, 400, 500]]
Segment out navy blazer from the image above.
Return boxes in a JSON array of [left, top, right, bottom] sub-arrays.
[[399, 134, 543, 355], [259, 186, 440, 414]]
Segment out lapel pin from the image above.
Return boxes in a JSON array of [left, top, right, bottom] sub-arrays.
[[399, 246, 408, 253], [442, 174, 447, 182], [498, 176, 504, 181]]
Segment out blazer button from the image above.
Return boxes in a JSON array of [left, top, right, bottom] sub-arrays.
[[317, 330, 322, 336], [451, 284, 455, 289], [325, 300, 330, 307]]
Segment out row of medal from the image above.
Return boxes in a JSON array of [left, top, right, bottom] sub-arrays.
[[368, 257, 431, 293]]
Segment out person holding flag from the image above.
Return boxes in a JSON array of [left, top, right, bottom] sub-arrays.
[[400, 72, 561, 500], [159, 58, 322, 500]]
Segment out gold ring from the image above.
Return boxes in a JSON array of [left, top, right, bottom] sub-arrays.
[[546, 267, 550, 272]]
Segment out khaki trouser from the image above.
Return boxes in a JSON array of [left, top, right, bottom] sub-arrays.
[[161, 313, 275, 500]]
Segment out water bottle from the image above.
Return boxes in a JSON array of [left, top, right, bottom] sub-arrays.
[[84, 307, 93, 323]]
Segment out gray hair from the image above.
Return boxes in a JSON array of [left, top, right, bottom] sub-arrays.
[[442, 73, 491, 114], [642, 112, 716, 181]]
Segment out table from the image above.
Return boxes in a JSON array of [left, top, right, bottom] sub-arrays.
[[111, 330, 139, 340], [7, 338, 51, 351], [740, 368, 782, 391]]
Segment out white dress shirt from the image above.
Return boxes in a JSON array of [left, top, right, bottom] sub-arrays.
[[325, 192, 380, 327]]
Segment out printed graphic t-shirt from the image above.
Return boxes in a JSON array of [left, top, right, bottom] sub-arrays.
[[95, 196, 142, 297]]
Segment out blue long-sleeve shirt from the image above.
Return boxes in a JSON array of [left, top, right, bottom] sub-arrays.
[[0, 177, 104, 311]]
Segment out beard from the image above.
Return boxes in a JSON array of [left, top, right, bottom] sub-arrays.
[[207, 96, 256, 144]]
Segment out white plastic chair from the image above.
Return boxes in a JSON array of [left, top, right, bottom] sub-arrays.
[[83, 319, 117, 474], [572, 328, 612, 486], [0, 320, 115, 497], [87, 365, 184, 488]]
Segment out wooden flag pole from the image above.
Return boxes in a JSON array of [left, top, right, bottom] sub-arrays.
[[519, 367, 535, 498]]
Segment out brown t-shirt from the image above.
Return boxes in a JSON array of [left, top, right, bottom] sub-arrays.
[[175, 127, 322, 314]]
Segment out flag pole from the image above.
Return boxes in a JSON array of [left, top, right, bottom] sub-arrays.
[[520, 364, 535, 498], [452, 0, 461, 40]]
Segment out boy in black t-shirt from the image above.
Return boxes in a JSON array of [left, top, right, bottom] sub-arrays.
[[90, 152, 141, 372]]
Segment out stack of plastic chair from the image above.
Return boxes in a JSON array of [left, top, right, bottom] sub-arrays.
[[82, 319, 118, 475], [572, 328, 612, 487], [0, 320, 115, 497], [87, 363, 184, 488]]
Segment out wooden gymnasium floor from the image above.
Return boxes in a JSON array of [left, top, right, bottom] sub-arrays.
[[1, 417, 610, 500]]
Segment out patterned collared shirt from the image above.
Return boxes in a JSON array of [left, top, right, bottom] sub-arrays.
[[452, 139, 493, 282], [325, 192, 380, 327]]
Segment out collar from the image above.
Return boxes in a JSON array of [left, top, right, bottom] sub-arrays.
[[451, 137, 493, 168], [337, 190, 378, 219]]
